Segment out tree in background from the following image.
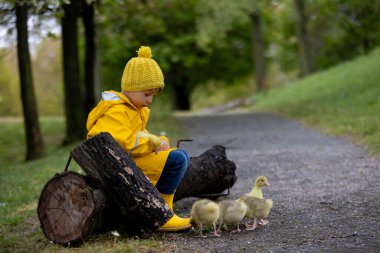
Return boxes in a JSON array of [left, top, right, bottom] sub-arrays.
[[15, 1, 44, 160], [2, 0, 380, 120], [273, 0, 380, 73], [82, 0, 97, 115], [98, 0, 253, 110], [1, 0, 99, 145], [98, 0, 203, 110], [155, 0, 253, 110], [61, 0, 85, 143], [0, 1, 62, 117], [319, 0, 380, 66], [250, 2, 267, 91], [61, 0, 98, 143], [293, 0, 313, 77], [339, 0, 380, 53]]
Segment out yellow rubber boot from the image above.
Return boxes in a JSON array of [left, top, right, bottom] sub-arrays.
[[157, 194, 191, 232]]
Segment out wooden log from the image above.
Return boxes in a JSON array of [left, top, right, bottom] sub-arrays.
[[37, 171, 106, 245], [174, 145, 237, 201], [70, 132, 173, 234], [37, 133, 237, 244]]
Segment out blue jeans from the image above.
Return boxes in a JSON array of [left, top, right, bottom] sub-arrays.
[[155, 149, 190, 194]]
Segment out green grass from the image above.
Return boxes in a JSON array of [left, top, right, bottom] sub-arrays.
[[190, 77, 255, 110], [0, 106, 184, 252], [0, 117, 66, 166], [251, 47, 380, 157]]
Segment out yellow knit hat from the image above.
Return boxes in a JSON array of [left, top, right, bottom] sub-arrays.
[[121, 46, 164, 91]]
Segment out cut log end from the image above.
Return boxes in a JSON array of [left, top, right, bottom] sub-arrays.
[[37, 171, 104, 244]]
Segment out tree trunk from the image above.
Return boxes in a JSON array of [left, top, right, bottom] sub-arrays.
[[174, 145, 237, 201], [293, 0, 314, 77], [82, 0, 96, 115], [62, 1, 86, 144], [173, 84, 190, 110], [250, 10, 267, 92], [70, 132, 173, 234], [15, 2, 44, 160], [168, 68, 191, 110], [37, 171, 106, 245]]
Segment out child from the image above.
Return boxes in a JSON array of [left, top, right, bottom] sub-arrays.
[[86, 46, 191, 232]]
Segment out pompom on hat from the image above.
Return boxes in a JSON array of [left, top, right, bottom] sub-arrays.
[[121, 46, 164, 91]]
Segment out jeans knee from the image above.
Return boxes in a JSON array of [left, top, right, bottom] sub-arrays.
[[176, 149, 190, 168], [156, 149, 189, 194], [171, 150, 188, 174]]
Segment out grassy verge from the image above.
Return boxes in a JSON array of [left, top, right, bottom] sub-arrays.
[[190, 77, 254, 110], [250, 47, 380, 157], [0, 105, 184, 252]]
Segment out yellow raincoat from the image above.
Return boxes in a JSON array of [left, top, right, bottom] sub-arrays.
[[86, 90, 171, 185]]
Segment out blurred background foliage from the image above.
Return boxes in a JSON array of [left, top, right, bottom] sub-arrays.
[[0, 0, 380, 116]]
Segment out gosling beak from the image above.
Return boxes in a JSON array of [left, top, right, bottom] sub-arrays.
[[265, 181, 270, 187], [154, 148, 159, 155]]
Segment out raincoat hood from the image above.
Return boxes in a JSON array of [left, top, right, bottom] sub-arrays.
[[86, 90, 150, 131]]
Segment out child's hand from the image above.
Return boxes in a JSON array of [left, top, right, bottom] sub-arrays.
[[152, 139, 169, 155], [159, 139, 170, 151]]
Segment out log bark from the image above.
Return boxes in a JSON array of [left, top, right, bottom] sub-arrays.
[[70, 132, 173, 234], [174, 145, 237, 201], [37, 171, 106, 245]]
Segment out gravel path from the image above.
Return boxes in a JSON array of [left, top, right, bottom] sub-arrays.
[[156, 112, 380, 252]]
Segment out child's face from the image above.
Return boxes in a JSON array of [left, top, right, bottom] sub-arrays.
[[125, 88, 160, 109]]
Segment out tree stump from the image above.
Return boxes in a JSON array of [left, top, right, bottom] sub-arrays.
[[70, 132, 173, 234], [174, 145, 237, 201], [37, 171, 106, 245]]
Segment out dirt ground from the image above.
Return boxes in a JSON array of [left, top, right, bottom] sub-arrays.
[[151, 112, 380, 252]]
